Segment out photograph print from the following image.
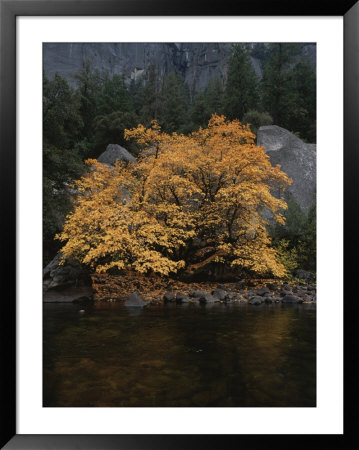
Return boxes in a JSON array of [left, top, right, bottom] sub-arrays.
[[43, 42, 316, 407]]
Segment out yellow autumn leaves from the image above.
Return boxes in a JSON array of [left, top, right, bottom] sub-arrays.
[[56, 114, 292, 277]]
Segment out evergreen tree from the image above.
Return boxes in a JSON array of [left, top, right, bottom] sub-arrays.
[[160, 72, 189, 133], [261, 45, 316, 142], [43, 145, 85, 262], [298, 202, 316, 270], [272, 196, 307, 244], [43, 73, 85, 262], [43, 73, 83, 149], [97, 73, 133, 116], [286, 62, 316, 142], [271, 197, 316, 272], [190, 92, 208, 129], [224, 44, 259, 120], [93, 110, 138, 149], [251, 43, 270, 65], [92, 72, 138, 153], [129, 78, 145, 117], [261, 43, 298, 126], [204, 76, 224, 116], [139, 65, 162, 126], [73, 61, 103, 141]]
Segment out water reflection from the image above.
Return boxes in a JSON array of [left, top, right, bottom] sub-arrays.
[[43, 302, 316, 407]]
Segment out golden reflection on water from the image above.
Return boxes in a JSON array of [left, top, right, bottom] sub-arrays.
[[43, 302, 316, 407]]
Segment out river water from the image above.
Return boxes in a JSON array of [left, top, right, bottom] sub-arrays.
[[43, 302, 316, 407]]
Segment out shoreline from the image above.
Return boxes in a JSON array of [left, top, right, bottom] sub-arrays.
[[43, 274, 316, 306]]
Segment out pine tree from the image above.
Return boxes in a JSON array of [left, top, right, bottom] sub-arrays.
[[73, 61, 103, 141], [43, 73, 83, 149], [224, 44, 259, 120], [204, 76, 224, 116], [160, 72, 189, 133], [191, 92, 208, 129], [93, 72, 138, 151], [97, 73, 133, 116], [261, 43, 298, 126], [129, 78, 145, 117], [139, 64, 162, 126], [261, 45, 316, 142], [286, 62, 316, 142], [93, 110, 138, 149], [43, 73, 85, 262]]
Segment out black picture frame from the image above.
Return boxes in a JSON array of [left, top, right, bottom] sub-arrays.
[[1, 0, 356, 448]]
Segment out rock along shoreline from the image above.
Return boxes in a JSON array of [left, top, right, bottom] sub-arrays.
[[44, 273, 316, 307], [43, 254, 316, 306], [121, 281, 316, 308]]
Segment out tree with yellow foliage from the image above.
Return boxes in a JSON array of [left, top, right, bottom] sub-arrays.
[[57, 114, 292, 278]]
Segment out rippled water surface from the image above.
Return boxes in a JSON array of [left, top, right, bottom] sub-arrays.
[[43, 302, 316, 407]]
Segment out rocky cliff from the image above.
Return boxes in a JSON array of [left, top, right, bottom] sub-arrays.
[[43, 43, 316, 94]]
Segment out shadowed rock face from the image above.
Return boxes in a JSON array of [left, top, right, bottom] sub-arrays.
[[97, 144, 136, 165], [257, 125, 316, 211], [43, 43, 316, 95], [43, 43, 233, 94]]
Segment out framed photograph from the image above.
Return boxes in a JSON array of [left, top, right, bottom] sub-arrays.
[[1, 0, 356, 448]]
